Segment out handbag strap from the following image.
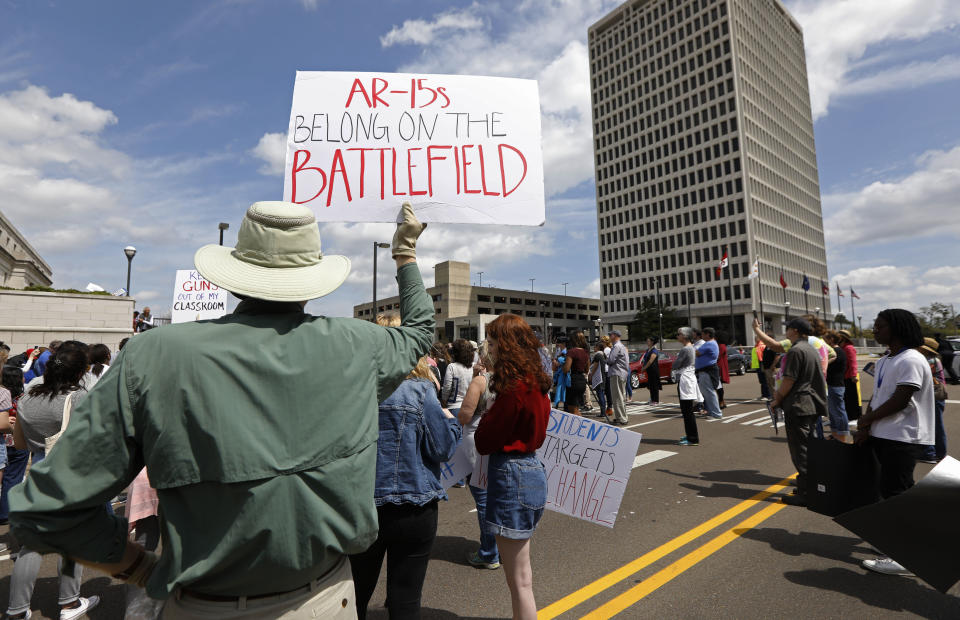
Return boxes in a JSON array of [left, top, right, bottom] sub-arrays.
[[60, 392, 73, 435]]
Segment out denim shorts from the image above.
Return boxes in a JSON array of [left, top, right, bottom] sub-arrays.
[[482, 452, 547, 540]]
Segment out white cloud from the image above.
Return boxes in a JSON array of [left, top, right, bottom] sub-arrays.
[[822, 145, 960, 246], [380, 7, 484, 47], [580, 278, 601, 298], [250, 131, 285, 175], [786, 0, 960, 119], [839, 54, 960, 97], [829, 265, 960, 325]]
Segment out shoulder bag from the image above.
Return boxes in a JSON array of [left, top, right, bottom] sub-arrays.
[[44, 392, 73, 454]]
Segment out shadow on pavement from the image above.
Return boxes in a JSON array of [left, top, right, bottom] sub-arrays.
[[0, 574, 123, 620], [738, 527, 873, 563], [677, 482, 783, 501], [657, 468, 788, 486], [430, 535, 479, 567], [638, 438, 685, 446], [783, 567, 960, 615], [369, 607, 500, 619]]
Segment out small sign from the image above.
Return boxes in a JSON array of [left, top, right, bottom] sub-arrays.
[[171, 270, 228, 323]]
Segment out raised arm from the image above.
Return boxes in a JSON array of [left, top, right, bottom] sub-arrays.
[[752, 319, 785, 353]]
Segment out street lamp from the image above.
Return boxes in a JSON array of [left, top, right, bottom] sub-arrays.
[[562, 282, 568, 296], [371, 241, 390, 321], [815, 306, 820, 319], [687, 287, 695, 327], [784, 301, 791, 323], [857, 315, 863, 339], [540, 301, 548, 340], [123, 246, 137, 298], [218, 222, 230, 246], [529, 278, 535, 292], [478, 271, 483, 287]]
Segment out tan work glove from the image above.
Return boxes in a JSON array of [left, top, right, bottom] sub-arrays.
[[392, 202, 427, 259]]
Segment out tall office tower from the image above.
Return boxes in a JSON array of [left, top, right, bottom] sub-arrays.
[[589, 0, 829, 344]]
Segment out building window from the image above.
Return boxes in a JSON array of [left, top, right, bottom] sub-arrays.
[[477, 294, 491, 302]]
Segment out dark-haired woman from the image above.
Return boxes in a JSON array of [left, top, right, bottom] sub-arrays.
[[475, 314, 550, 620], [441, 339, 475, 415], [562, 332, 589, 416], [856, 309, 934, 577], [8, 349, 99, 619], [641, 337, 661, 405], [88, 344, 111, 379]]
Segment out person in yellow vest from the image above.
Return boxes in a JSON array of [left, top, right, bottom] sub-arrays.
[[751, 340, 771, 399]]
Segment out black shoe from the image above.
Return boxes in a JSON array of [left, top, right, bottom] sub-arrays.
[[781, 493, 807, 506]]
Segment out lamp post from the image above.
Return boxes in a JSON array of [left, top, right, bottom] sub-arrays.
[[857, 315, 863, 339], [784, 301, 791, 324], [529, 278, 535, 292], [123, 246, 137, 298], [687, 287, 695, 327], [218, 222, 229, 246], [478, 271, 483, 287], [562, 282, 568, 296], [815, 306, 820, 319], [372, 241, 390, 321], [540, 302, 548, 340]]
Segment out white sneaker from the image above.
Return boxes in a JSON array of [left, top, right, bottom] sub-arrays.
[[862, 557, 912, 576], [60, 596, 99, 620], [6, 610, 32, 620]]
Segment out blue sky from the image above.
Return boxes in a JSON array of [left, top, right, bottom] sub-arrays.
[[0, 0, 958, 326]]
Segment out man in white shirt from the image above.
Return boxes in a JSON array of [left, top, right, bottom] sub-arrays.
[[606, 331, 630, 425], [855, 308, 933, 577]]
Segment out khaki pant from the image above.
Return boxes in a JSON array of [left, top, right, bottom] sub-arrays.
[[610, 375, 628, 423], [162, 556, 356, 619]]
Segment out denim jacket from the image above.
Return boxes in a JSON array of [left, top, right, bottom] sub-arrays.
[[375, 378, 462, 506]]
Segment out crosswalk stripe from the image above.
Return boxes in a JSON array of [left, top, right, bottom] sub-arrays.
[[627, 414, 682, 428], [632, 450, 677, 469], [704, 409, 765, 423], [741, 416, 771, 426]]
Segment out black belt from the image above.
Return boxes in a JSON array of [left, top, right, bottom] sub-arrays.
[[182, 580, 314, 602]]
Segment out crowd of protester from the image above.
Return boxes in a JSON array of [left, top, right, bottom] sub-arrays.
[[0, 201, 950, 618]]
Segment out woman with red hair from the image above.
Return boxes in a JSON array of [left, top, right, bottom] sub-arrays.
[[475, 314, 551, 620]]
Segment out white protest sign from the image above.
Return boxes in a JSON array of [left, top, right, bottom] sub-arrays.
[[439, 442, 476, 490], [472, 409, 642, 527], [283, 71, 545, 226], [171, 270, 228, 323]]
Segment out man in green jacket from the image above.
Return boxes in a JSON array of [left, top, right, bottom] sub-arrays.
[[10, 201, 433, 619]]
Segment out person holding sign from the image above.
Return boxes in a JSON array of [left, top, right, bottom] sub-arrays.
[[9, 201, 434, 619], [474, 315, 550, 620]]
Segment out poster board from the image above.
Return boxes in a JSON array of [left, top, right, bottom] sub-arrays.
[[171, 270, 228, 323], [283, 71, 545, 226], [472, 409, 642, 527]]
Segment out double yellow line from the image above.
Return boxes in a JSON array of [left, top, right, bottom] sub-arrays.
[[538, 474, 796, 619]]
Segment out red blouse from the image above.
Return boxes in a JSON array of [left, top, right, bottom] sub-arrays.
[[474, 378, 550, 455]]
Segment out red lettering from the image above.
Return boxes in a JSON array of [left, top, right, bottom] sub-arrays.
[[499, 144, 528, 197], [346, 148, 372, 199], [407, 148, 427, 196], [453, 145, 461, 194], [377, 148, 388, 199], [461, 145, 480, 194], [595, 478, 622, 526], [390, 148, 405, 196], [372, 78, 390, 107], [291, 150, 326, 204], [426, 145, 450, 196], [344, 79, 372, 108], [325, 149, 351, 207], [437, 86, 450, 108], [477, 145, 500, 196]]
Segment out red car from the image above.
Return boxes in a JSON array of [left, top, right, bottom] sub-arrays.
[[628, 350, 675, 389]]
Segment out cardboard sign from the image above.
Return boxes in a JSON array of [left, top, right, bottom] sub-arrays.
[[282, 71, 545, 226], [439, 441, 477, 490], [171, 270, 228, 323], [472, 409, 642, 528]]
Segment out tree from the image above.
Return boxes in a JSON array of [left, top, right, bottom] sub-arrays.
[[834, 313, 848, 328], [629, 298, 686, 343], [919, 302, 955, 331]]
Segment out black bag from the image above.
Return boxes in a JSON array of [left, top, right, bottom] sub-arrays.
[[804, 438, 881, 517]]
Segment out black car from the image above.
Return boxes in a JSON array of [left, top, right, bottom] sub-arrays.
[[727, 349, 748, 376]]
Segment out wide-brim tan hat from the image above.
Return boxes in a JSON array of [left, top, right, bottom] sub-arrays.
[[837, 329, 853, 341], [921, 337, 940, 357], [194, 201, 350, 302]]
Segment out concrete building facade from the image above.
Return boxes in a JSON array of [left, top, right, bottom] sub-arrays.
[[353, 261, 603, 343], [588, 0, 829, 344], [0, 210, 53, 289]]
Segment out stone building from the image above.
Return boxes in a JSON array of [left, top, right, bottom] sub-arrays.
[[0, 210, 52, 289]]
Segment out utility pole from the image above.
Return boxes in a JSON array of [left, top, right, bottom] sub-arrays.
[[562, 282, 568, 296], [529, 278, 535, 292], [478, 271, 483, 287]]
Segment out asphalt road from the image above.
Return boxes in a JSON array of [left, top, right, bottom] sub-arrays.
[[1, 361, 958, 619]]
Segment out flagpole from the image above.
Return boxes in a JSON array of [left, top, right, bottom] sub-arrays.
[[725, 247, 735, 343], [836, 283, 843, 330], [758, 257, 764, 327], [820, 280, 828, 328], [850, 288, 857, 337], [781, 264, 789, 321], [803, 276, 809, 315]]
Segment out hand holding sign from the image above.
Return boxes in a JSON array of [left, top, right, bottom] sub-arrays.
[[283, 72, 545, 226]]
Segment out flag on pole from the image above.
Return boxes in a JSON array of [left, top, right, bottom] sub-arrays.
[[850, 287, 861, 300], [748, 258, 760, 280], [821, 281, 829, 295], [716, 251, 728, 277], [802, 275, 810, 291], [779, 271, 788, 289], [837, 282, 845, 297]]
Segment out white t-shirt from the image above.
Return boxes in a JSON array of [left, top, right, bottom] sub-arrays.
[[869, 348, 935, 445]]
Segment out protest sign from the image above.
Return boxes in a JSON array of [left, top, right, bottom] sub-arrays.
[[282, 71, 545, 226], [439, 442, 476, 490], [171, 270, 228, 323], [472, 409, 642, 528]]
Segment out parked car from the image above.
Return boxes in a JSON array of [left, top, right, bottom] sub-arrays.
[[727, 348, 748, 376], [628, 350, 675, 389]]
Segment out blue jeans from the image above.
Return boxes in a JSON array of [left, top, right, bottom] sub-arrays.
[[922, 399, 947, 461], [482, 452, 546, 540], [592, 383, 606, 413], [697, 371, 722, 417], [468, 483, 499, 563], [826, 385, 849, 436], [0, 446, 30, 521]]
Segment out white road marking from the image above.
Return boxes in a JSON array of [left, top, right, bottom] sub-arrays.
[[706, 409, 766, 423], [632, 450, 678, 469], [946, 400, 960, 404], [627, 414, 682, 428], [0, 554, 9, 562], [741, 416, 771, 426]]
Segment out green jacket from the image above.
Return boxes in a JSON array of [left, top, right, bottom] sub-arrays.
[[10, 262, 435, 599]]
